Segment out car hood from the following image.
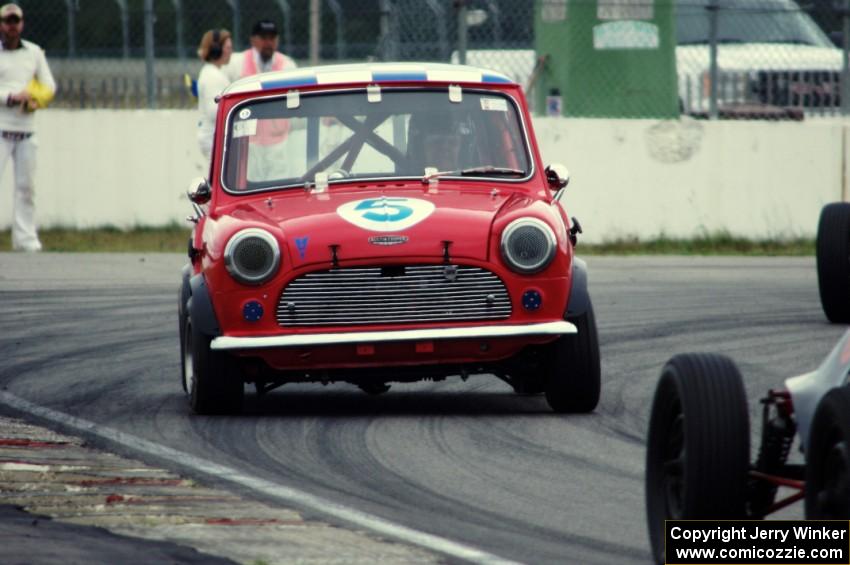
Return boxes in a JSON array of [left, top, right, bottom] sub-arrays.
[[677, 44, 843, 73], [226, 186, 520, 267]]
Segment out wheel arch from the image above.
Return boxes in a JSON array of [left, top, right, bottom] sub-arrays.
[[565, 257, 590, 318], [187, 273, 221, 337]]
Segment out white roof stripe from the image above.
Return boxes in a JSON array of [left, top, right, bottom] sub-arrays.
[[316, 70, 373, 84], [227, 80, 262, 94], [425, 70, 483, 83]]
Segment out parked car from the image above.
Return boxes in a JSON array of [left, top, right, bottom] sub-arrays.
[[177, 62, 600, 415]]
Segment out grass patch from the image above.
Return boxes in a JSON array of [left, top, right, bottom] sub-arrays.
[[0, 224, 191, 253], [582, 233, 814, 255], [0, 227, 815, 255]]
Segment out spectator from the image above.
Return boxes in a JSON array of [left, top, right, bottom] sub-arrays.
[[226, 20, 296, 81], [226, 20, 297, 182], [0, 3, 55, 252], [196, 28, 233, 164]]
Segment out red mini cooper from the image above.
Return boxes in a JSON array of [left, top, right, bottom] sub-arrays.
[[178, 63, 600, 414]]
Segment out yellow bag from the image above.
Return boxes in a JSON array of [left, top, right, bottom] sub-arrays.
[[25, 78, 55, 110]]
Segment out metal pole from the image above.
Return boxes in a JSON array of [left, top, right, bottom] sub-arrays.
[[456, 0, 467, 65], [378, 0, 397, 61], [310, 0, 321, 65], [64, 0, 77, 58], [225, 0, 241, 50], [708, 0, 719, 119], [485, 0, 501, 47], [843, 0, 850, 116], [275, 0, 294, 57], [144, 0, 156, 109], [327, 0, 345, 60], [115, 0, 130, 59], [171, 0, 185, 64], [424, 0, 448, 61]]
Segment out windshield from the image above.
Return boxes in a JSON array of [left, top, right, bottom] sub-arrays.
[[676, 0, 832, 47], [223, 88, 531, 193]]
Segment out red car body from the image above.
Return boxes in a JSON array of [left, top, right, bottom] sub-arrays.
[[178, 63, 599, 414]]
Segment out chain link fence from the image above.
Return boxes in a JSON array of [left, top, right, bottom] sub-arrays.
[[11, 0, 850, 118]]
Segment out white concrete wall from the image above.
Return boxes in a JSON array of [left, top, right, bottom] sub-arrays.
[[535, 118, 849, 242], [1, 111, 847, 243]]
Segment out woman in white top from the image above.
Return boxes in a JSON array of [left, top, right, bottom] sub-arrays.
[[196, 29, 233, 163]]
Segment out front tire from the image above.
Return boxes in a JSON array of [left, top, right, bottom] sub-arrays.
[[183, 319, 244, 415], [645, 354, 750, 565], [805, 386, 850, 518], [816, 202, 850, 323], [543, 301, 601, 413]]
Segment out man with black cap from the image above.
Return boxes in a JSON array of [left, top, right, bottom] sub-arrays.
[[226, 19, 296, 81], [0, 3, 55, 252], [225, 19, 296, 180]]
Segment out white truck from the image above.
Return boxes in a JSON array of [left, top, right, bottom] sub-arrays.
[[455, 0, 844, 117]]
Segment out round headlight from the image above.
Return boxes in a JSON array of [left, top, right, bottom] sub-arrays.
[[224, 228, 281, 285], [500, 218, 557, 274]]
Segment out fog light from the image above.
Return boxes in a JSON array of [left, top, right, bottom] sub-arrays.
[[243, 301, 264, 322], [522, 290, 542, 311]]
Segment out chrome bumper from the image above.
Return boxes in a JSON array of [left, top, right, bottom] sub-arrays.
[[210, 321, 577, 351]]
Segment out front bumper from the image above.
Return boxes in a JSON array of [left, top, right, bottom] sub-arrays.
[[210, 321, 577, 351]]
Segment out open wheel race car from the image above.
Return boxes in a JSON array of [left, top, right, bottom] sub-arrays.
[[645, 346, 850, 563], [177, 63, 600, 415], [646, 348, 850, 563], [645, 202, 850, 564]]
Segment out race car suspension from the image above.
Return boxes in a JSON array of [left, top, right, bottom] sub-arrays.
[[748, 389, 798, 518]]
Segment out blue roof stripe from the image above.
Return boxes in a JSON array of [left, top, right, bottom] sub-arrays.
[[371, 71, 429, 82], [261, 76, 319, 90], [482, 74, 513, 84]]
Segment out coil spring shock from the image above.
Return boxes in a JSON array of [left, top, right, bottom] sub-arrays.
[[749, 389, 796, 518]]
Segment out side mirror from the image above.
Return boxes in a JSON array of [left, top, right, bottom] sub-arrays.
[[187, 177, 211, 205], [545, 163, 570, 190]]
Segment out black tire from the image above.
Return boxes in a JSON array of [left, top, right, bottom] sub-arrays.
[[645, 354, 750, 565], [816, 202, 850, 323], [543, 301, 601, 413], [178, 285, 190, 393], [183, 319, 243, 415], [805, 386, 850, 518]]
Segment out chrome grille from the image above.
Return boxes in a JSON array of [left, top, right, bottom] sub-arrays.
[[277, 265, 512, 327], [756, 70, 842, 110]]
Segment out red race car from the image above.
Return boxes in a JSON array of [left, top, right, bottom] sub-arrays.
[[178, 63, 599, 414]]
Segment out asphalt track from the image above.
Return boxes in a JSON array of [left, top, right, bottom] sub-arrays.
[[0, 253, 844, 564]]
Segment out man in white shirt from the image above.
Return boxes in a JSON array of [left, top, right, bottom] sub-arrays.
[[0, 3, 55, 252], [225, 20, 298, 184]]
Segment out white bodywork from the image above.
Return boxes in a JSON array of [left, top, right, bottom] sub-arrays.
[[785, 330, 850, 449]]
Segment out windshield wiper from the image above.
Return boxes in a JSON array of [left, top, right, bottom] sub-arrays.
[[422, 166, 526, 183]]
